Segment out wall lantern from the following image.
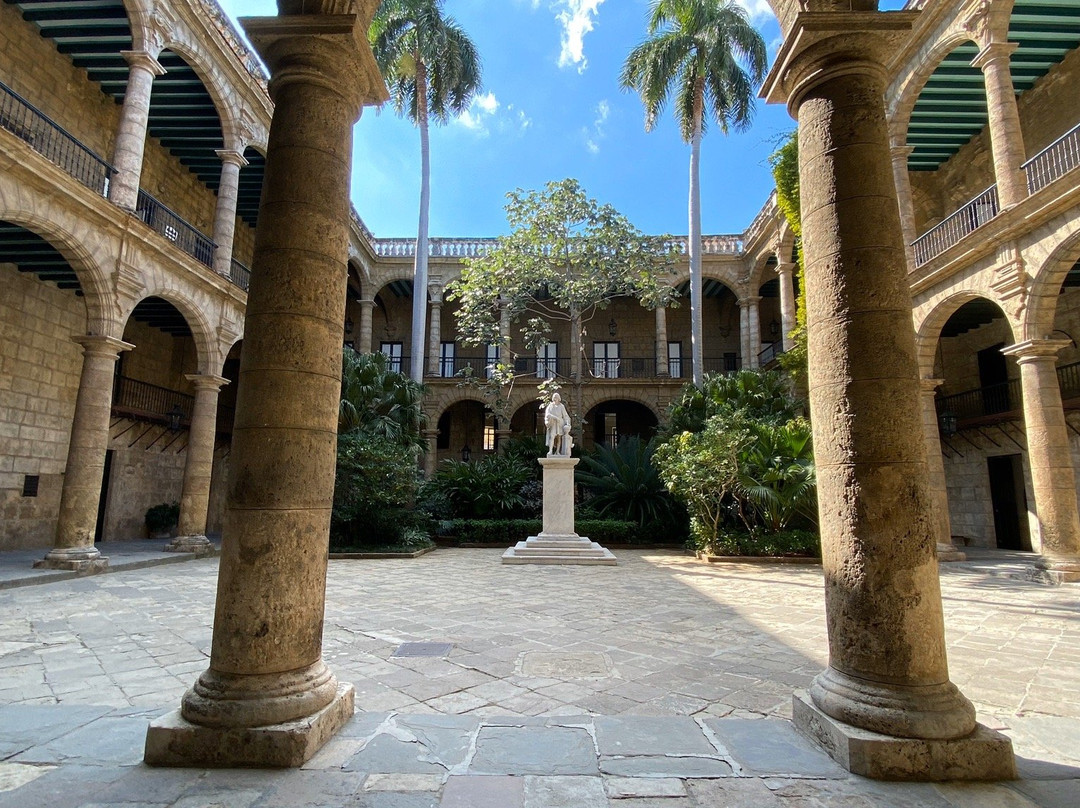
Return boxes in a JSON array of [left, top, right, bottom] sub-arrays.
[[938, 410, 958, 437], [460, 443, 472, 462], [168, 404, 185, 432]]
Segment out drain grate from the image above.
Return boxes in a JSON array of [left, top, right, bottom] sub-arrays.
[[392, 642, 453, 658]]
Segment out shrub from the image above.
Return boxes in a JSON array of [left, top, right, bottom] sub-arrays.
[[664, 368, 802, 436], [145, 502, 179, 534], [693, 526, 819, 558], [439, 518, 678, 546], [421, 454, 534, 519], [575, 436, 683, 528]]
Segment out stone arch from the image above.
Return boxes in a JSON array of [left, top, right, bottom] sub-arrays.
[[915, 291, 1018, 376], [1024, 223, 1080, 342], [119, 287, 219, 375], [748, 249, 781, 293], [579, 391, 663, 422], [0, 187, 116, 335], [427, 388, 496, 423], [158, 35, 242, 149]]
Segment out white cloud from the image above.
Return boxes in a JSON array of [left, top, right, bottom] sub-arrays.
[[453, 93, 531, 138], [734, 0, 776, 24], [583, 99, 609, 154], [554, 0, 605, 73]]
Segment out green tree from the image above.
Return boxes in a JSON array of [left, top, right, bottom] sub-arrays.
[[737, 418, 816, 533], [448, 178, 677, 436], [665, 368, 801, 435], [576, 436, 682, 527], [370, 0, 482, 383], [769, 131, 808, 382], [338, 350, 427, 450], [621, 0, 767, 387]]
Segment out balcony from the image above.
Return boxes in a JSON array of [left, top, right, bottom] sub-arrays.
[[112, 375, 194, 426], [935, 360, 1080, 429], [423, 354, 744, 382], [136, 191, 216, 268]]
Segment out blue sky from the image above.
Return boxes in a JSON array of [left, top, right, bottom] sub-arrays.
[[215, 1, 896, 239]]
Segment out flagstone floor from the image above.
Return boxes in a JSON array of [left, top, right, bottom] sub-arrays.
[[0, 547, 1078, 806]]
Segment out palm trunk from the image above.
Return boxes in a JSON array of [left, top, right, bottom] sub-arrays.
[[410, 62, 431, 384], [689, 80, 704, 388], [570, 303, 584, 448]]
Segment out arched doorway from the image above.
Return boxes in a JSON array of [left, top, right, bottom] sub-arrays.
[[583, 400, 659, 452]]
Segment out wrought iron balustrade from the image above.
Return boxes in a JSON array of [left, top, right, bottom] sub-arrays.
[[135, 190, 216, 268], [229, 258, 251, 292], [912, 185, 999, 267], [1024, 122, 1080, 195], [112, 375, 194, 424], [758, 340, 784, 367], [936, 378, 1021, 422], [0, 81, 113, 197], [1056, 360, 1080, 399]]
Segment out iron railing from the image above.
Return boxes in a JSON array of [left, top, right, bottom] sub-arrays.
[[1057, 360, 1080, 399], [912, 185, 999, 267], [135, 190, 216, 268], [0, 81, 114, 197], [1023, 122, 1080, 195], [112, 375, 194, 423], [936, 361, 1080, 424], [758, 340, 785, 367], [230, 258, 251, 292], [375, 354, 412, 376]]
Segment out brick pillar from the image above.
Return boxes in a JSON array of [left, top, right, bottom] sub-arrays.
[[423, 427, 439, 478], [212, 150, 248, 277], [973, 42, 1027, 207], [763, 12, 1012, 779], [108, 50, 165, 210], [1002, 339, 1080, 581], [655, 306, 669, 376], [889, 141, 917, 268], [36, 335, 133, 571], [777, 262, 797, 352], [168, 374, 228, 553], [145, 6, 387, 768], [358, 298, 375, 354]]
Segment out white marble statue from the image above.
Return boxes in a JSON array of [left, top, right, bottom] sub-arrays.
[[543, 392, 572, 456]]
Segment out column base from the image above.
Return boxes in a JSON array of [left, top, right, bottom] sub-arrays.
[[144, 682, 354, 768], [33, 547, 109, 573], [1028, 556, 1080, 584], [164, 535, 216, 555], [793, 692, 1015, 781], [937, 542, 966, 562]]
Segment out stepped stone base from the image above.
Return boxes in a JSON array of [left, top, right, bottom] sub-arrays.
[[164, 535, 216, 555], [502, 533, 617, 566], [937, 543, 966, 562], [33, 556, 109, 573], [792, 691, 1015, 781], [144, 683, 355, 768]]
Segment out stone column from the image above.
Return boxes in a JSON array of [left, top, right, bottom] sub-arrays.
[[145, 7, 387, 768], [747, 296, 761, 369], [35, 335, 133, 571], [763, 11, 1012, 780], [168, 374, 228, 554], [495, 427, 514, 455], [777, 262, 797, 352], [655, 306, 669, 376], [108, 50, 165, 210], [212, 150, 248, 277], [920, 378, 964, 562], [423, 427, 439, 478], [358, 298, 375, 353], [738, 298, 750, 370], [1002, 339, 1080, 581], [426, 291, 443, 377], [973, 42, 1027, 208], [889, 141, 918, 268]]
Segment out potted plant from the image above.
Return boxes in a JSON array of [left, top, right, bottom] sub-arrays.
[[145, 502, 180, 538]]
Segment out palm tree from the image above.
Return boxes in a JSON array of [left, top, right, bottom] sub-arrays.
[[339, 350, 427, 451], [621, 0, 767, 387], [370, 0, 482, 383]]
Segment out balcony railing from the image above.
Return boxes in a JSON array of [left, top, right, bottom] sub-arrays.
[[912, 185, 999, 267], [758, 340, 784, 367], [0, 81, 113, 197], [936, 361, 1080, 426], [135, 190, 216, 268], [230, 258, 251, 292], [373, 237, 497, 259], [112, 375, 194, 424], [1023, 121, 1080, 195], [661, 235, 744, 255]]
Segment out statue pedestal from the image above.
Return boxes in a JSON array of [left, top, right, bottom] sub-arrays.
[[502, 457, 617, 566]]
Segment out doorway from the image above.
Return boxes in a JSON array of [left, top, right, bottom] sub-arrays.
[[987, 454, 1029, 550], [94, 449, 114, 543]]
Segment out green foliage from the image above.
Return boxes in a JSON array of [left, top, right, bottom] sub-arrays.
[[575, 436, 683, 528], [339, 350, 427, 451], [737, 418, 816, 533], [694, 527, 819, 558], [145, 502, 179, 533], [665, 369, 801, 436], [330, 432, 424, 549], [421, 454, 534, 519], [769, 131, 808, 382], [500, 435, 548, 478], [370, 0, 482, 126], [620, 0, 769, 141]]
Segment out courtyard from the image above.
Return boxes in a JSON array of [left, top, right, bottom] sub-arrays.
[[1, 547, 1078, 807]]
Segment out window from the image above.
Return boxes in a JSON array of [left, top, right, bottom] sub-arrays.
[[667, 341, 682, 378], [537, 342, 558, 379], [593, 342, 620, 378], [483, 412, 496, 453], [439, 341, 456, 378], [485, 344, 500, 379], [379, 341, 403, 373]]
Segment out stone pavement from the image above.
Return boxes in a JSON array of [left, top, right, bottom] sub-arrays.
[[1, 547, 1078, 806]]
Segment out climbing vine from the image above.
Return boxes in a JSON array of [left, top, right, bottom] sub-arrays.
[[769, 131, 807, 383]]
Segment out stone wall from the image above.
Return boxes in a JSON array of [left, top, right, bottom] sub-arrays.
[[0, 265, 85, 549], [120, 319, 198, 394], [101, 421, 186, 541]]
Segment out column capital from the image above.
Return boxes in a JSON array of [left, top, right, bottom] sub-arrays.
[[185, 373, 230, 392], [775, 261, 797, 277], [241, 14, 389, 117], [761, 11, 918, 113], [890, 143, 914, 161], [920, 377, 944, 394], [71, 335, 134, 358], [359, 298, 375, 309], [429, 288, 444, 305], [971, 41, 1018, 71], [121, 50, 166, 76], [216, 149, 249, 168], [738, 296, 762, 308], [422, 428, 440, 440], [1002, 338, 1071, 363]]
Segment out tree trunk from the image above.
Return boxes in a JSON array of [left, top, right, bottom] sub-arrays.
[[410, 62, 431, 384], [689, 80, 704, 388]]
